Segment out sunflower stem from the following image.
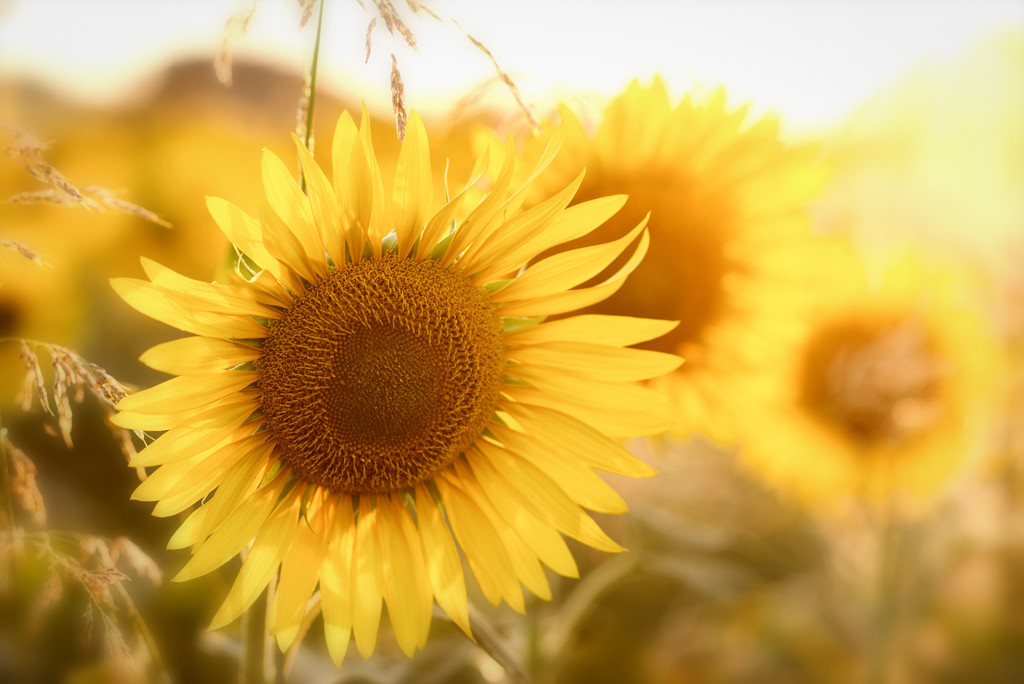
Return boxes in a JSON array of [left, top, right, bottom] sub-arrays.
[[868, 499, 900, 684], [297, 0, 326, 192], [242, 587, 269, 684], [464, 603, 533, 684]]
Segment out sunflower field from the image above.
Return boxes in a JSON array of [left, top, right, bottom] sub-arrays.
[[1, 3, 1022, 683]]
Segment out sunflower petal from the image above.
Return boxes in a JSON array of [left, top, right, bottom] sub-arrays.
[[116, 371, 258, 414], [139, 336, 262, 376], [436, 475, 525, 612], [208, 491, 301, 629], [273, 491, 332, 651], [473, 440, 624, 553], [351, 495, 384, 658], [392, 111, 432, 259], [174, 469, 285, 582], [507, 314, 678, 348], [507, 341, 682, 382], [321, 496, 356, 666], [377, 495, 432, 655], [292, 132, 343, 267], [414, 484, 471, 637]]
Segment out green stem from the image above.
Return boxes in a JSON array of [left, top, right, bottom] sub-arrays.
[[304, 0, 325, 150], [242, 587, 269, 684], [868, 501, 899, 684], [298, 0, 326, 190]]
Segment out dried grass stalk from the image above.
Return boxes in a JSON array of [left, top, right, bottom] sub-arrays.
[[215, 2, 259, 86], [452, 19, 540, 133], [0, 238, 48, 269], [297, 0, 318, 30], [364, 17, 377, 63], [2, 433, 46, 526], [15, 340, 129, 447], [2, 123, 86, 205], [404, 0, 441, 22], [390, 54, 409, 141]]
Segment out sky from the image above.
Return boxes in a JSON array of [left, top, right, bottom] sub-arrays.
[[1, 1, 1023, 131]]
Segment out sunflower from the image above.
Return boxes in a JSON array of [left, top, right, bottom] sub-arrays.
[[488, 78, 827, 440], [110, 108, 680, 663], [737, 246, 997, 503]]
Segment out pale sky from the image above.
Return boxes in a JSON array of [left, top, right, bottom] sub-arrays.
[[1, 1, 1023, 131]]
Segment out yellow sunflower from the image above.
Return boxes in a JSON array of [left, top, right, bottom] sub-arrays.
[[738, 246, 997, 503], [488, 77, 827, 440], [110, 108, 681, 663]]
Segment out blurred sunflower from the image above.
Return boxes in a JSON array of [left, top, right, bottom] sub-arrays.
[[738, 247, 997, 502], [110, 108, 680, 664], [495, 77, 827, 439]]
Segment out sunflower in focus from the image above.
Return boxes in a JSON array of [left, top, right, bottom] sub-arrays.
[[491, 78, 827, 440], [110, 108, 681, 663], [738, 246, 997, 503]]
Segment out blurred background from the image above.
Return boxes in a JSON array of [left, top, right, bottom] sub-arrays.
[[1, 1, 1023, 682]]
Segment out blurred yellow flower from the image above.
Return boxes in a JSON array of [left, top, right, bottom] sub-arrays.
[[110, 108, 680, 664], [497, 78, 827, 440], [738, 247, 998, 503]]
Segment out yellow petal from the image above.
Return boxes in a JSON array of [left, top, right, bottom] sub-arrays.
[[152, 433, 266, 516], [489, 422, 627, 514], [320, 495, 356, 667], [503, 402, 656, 478], [174, 466, 285, 582], [116, 371, 257, 415], [376, 495, 432, 656], [414, 182, 474, 260], [292, 132, 343, 267], [358, 105, 389, 257], [257, 187, 316, 285], [273, 491, 332, 651], [508, 341, 681, 383], [467, 454, 578, 578], [505, 386, 670, 438], [139, 336, 262, 376], [111, 278, 268, 339], [464, 171, 585, 282], [507, 314, 678, 348], [507, 364, 667, 414], [436, 475, 525, 613], [528, 193, 628, 255], [392, 111, 432, 259], [131, 450, 209, 503], [208, 490, 301, 630], [351, 495, 383, 658], [205, 196, 293, 289], [261, 147, 326, 277], [472, 440, 624, 553], [414, 484, 471, 637], [495, 227, 649, 317], [495, 279, 623, 317], [451, 460, 551, 602], [195, 442, 275, 541], [140, 258, 281, 318], [443, 137, 519, 267], [127, 396, 258, 467], [167, 505, 208, 550], [332, 112, 370, 263], [492, 220, 647, 301]]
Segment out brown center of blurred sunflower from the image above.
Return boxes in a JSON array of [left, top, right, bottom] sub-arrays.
[[799, 316, 947, 446], [258, 253, 505, 494], [554, 168, 734, 356]]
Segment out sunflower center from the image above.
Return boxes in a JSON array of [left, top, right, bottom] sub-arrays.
[[799, 317, 946, 446], [258, 253, 506, 494], [559, 168, 732, 355]]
